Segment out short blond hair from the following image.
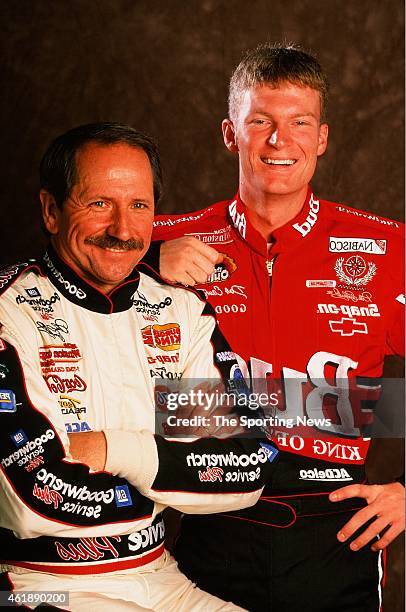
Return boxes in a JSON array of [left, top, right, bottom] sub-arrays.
[[229, 43, 329, 122]]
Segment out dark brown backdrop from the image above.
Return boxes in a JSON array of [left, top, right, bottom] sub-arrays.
[[0, 0, 404, 608]]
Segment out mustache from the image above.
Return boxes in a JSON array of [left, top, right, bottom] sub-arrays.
[[85, 234, 145, 251]]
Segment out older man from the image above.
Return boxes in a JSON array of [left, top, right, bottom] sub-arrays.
[[150, 44, 405, 611], [0, 123, 276, 610]]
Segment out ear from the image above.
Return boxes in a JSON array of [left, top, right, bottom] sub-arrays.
[[40, 190, 61, 235], [222, 119, 239, 153], [317, 123, 329, 157]]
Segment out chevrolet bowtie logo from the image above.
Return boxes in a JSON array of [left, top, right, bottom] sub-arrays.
[[329, 317, 368, 336]]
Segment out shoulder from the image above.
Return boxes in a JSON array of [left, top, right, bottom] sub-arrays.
[[0, 260, 42, 298], [153, 200, 230, 239], [322, 199, 404, 240]]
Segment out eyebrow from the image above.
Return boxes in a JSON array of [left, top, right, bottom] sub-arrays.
[[250, 111, 318, 120]]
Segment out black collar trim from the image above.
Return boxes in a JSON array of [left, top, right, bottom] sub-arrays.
[[40, 246, 140, 314]]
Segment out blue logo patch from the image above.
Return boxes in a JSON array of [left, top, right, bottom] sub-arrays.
[[260, 442, 279, 462], [65, 421, 91, 433], [26, 287, 41, 298], [11, 429, 28, 447], [0, 390, 17, 413], [115, 485, 133, 507]]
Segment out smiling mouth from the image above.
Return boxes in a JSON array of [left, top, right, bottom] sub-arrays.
[[261, 158, 296, 166]]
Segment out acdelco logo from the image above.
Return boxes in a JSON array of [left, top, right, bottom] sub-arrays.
[[299, 467, 353, 482], [141, 323, 181, 352]]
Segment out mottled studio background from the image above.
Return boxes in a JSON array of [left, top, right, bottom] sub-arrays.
[[0, 0, 404, 608]]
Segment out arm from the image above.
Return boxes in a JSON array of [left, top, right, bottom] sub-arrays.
[[143, 236, 222, 285], [330, 290, 405, 550], [0, 330, 160, 539], [69, 297, 277, 513]]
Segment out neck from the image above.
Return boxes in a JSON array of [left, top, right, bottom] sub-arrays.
[[239, 184, 308, 241]]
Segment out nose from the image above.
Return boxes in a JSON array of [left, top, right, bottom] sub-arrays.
[[107, 207, 133, 241], [267, 126, 289, 149]]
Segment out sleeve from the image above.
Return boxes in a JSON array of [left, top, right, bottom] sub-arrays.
[[105, 297, 277, 513], [386, 292, 405, 357], [0, 313, 162, 539], [141, 240, 163, 273]]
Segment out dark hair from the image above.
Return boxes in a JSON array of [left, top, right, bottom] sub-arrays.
[[39, 122, 163, 207], [229, 43, 329, 122]]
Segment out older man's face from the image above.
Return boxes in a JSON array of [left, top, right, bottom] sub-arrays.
[[42, 143, 154, 293]]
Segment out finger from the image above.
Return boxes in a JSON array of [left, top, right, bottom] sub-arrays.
[[182, 237, 221, 264], [371, 524, 403, 551], [348, 516, 389, 551], [337, 505, 379, 541], [329, 484, 365, 502]]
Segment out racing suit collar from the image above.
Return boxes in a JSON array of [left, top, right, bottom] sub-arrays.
[[41, 245, 141, 314], [229, 187, 321, 255]]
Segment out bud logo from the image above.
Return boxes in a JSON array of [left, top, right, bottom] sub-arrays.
[[299, 468, 353, 482], [228, 200, 246, 239], [292, 194, 320, 237], [115, 485, 133, 507], [142, 323, 181, 352], [206, 255, 237, 284], [11, 429, 28, 447], [0, 389, 16, 413], [329, 237, 387, 254]]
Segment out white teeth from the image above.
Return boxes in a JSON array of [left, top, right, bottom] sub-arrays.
[[262, 158, 295, 165]]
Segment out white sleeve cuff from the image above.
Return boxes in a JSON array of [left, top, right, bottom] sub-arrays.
[[104, 429, 158, 493]]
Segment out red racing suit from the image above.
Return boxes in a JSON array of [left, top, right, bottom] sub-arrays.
[[152, 188, 405, 611]]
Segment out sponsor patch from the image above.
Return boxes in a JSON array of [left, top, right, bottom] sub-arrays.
[[36, 319, 69, 343], [335, 256, 377, 287], [292, 194, 320, 237], [186, 226, 233, 245], [0, 262, 29, 290], [142, 323, 181, 352], [259, 442, 279, 462], [329, 237, 387, 254], [326, 288, 372, 303], [25, 287, 41, 297], [132, 290, 172, 319], [329, 318, 368, 336], [317, 303, 380, 317], [206, 254, 237, 285], [65, 421, 91, 433], [0, 389, 17, 412], [299, 467, 353, 482], [335, 206, 400, 228], [306, 280, 336, 288], [228, 200, 246, 239], [0, 363, 9, 379], [44, 373, 87, 394], [11, 429, 29, 447], [115, 485, 133, 508]]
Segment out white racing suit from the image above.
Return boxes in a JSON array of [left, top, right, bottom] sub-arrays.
[[0, 247, 276, 610]]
